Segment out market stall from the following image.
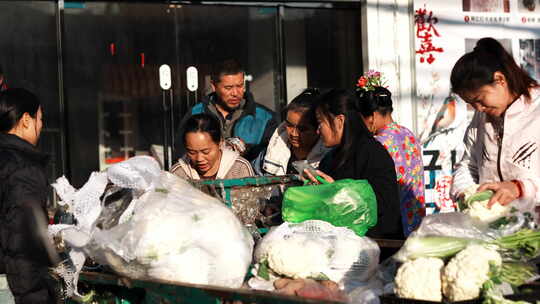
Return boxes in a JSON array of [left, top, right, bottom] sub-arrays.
[[50, 156, 540, 304]]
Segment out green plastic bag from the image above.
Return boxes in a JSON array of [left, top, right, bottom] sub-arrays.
[[282, 179, 377, 236]]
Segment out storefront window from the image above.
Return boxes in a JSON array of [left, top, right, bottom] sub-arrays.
[[0, 1, 62, 190], [0, 0, 363, 210]]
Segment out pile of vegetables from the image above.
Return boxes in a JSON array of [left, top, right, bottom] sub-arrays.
[[50, 156, 255, 295], [393, 227, 540, 303], [249, 220, 381, 301]]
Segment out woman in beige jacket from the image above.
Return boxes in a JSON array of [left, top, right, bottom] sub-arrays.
[[171, 113, 254, 180], [450, 37, 540, 222]]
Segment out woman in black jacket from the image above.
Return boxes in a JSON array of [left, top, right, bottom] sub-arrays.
[[307, 89, 403, 240], [0, 89, 60, 303]]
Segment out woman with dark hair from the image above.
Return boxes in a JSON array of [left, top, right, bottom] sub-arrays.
[[308, 89, 403, 239], [450, 37, 540, 221], [252, 88, 330, 176], [0, 88, 61, 303], [356, 79, 425, 236], [171, 113, 254, 180]]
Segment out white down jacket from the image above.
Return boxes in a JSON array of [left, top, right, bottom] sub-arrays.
[[451, 88, 540, 221]]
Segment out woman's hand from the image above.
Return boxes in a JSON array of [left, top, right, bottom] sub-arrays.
[[304, 169, 334, 184], [477, 181, 521, 208]]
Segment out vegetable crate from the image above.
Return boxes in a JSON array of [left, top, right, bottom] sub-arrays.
[[190, 175, 303, 232], [72, 271, 345, 304]]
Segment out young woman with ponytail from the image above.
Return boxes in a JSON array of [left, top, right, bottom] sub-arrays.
[[306, 89, 403, 240], [357, 85, 425, 237], [450, 37, 540, 223], [0, 88, 62, 303]]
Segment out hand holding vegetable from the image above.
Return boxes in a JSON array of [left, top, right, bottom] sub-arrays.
[[477, 181, 522, 208], [303, 169, 334, 184]]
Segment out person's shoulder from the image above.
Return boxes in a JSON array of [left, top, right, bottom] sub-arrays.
[[234, 155, 253, 168], [253, 102, 275, 115], [0, 150, 20, 178], [170, 158, 190, 177], [395, 124, 421, 142], [188, 94, 216, 114], [190, 101, 207, 115], [0, 148, 41, 175], [358, 136, 392, 156], [250, 103, 275, 123], [233, 155, 255, 175]]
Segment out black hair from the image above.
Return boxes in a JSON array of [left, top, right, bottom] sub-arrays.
[[451, 37, 538, 100], [182, 113, 222, 145], [211, 59, 245, 84], [356, 86, 393, 117], [315, 88, 372, 169], [0, 88, 41, 133], [285, 88, 320, 128]]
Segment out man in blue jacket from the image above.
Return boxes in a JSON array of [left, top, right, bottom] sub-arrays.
[[175, 59, 277, 161]]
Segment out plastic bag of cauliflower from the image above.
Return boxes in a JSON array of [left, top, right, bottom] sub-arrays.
[[49, 156, 254, 297], [250, 220, 380, 295]]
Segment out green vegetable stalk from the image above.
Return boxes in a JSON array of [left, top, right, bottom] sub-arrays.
[[396, 236, 480, 261], [397, 229, 540, 262]]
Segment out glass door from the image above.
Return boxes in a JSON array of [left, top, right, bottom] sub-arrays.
[[62, 2, 178, 186], [283, 6, 363, 101], [60, 2, 363, 186]]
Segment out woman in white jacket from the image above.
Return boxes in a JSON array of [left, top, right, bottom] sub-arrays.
[[171, 113, 254, 180], [252, 88, 330, 176], [450, 37, 540, 220]]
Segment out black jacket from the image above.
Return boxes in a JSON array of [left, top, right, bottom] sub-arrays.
[[0, 133, 59, 303], [319, 136, 404, 240], [174, 92, 278, 161]]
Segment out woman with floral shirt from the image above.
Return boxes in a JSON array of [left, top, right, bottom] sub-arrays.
[[356, 72, 425, 236]]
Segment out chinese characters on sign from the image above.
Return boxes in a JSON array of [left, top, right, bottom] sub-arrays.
[[415, 5, 444, 64]]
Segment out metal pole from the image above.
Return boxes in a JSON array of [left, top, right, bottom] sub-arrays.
[[162, 91, 170, 171], [56, 0, 69, 178]]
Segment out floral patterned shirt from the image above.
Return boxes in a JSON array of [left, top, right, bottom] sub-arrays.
[[375, 122, 425, 236]]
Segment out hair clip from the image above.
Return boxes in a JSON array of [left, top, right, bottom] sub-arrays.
[[356, 70, 387, 92]]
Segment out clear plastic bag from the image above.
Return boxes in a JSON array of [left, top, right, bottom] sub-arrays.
[[253, 220, 380, 293], [90, 172, 254, 288], [50, 156, 254, 294]]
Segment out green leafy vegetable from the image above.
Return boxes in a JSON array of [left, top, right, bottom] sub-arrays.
[[258, 259, 270, 281]]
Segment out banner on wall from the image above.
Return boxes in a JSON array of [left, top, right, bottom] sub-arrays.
[[414, 0, 540, 214]]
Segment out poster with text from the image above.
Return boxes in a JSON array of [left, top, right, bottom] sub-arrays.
[[414, 0, 540, 214]]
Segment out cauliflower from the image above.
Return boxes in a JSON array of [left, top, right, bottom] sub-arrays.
[[254, 220, 380, 290], [460, 189, 511, 225], [442, 244, 502, 301], [266, 234, 332, 279], [394, 257, 444, 302], [463, 200, 511, 224]]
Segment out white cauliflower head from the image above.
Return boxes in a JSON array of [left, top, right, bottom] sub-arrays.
[[266, 234, 331, 279], [460, 189, 512, 225], [463, 200, 511, 224], [394, 257, 444, 302], [442, 244, 501, 301], [255, 220, 380, 289]]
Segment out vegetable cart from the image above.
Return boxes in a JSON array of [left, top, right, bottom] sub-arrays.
[[74, 271, 345, 304], [70, 175, 311, 304]]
